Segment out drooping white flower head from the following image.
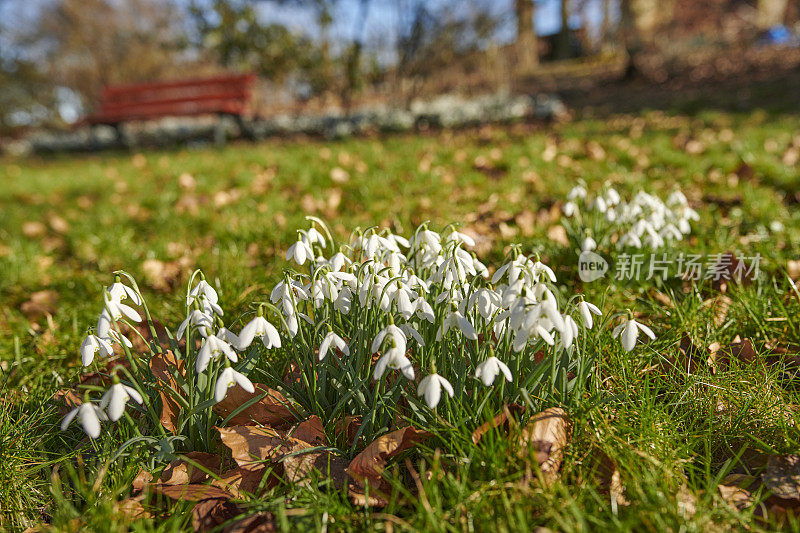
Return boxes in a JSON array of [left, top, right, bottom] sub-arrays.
[[107, 280, 141, 306], [81, 334, 114, 367], [238, 314, 281, 350], [61, 400, 107, 439], [578, 300, 602, 329], [319, 330, 349, 361], [100, 381, 143, 421], [286, 236, 313, 265], [371, 324, 407, 355], [196, 333, 238, 373], [417, 373, 454, 409], [176, 309, 214, 340], [373, 347, 414, 381], [612, 316, 655, 352], [436, 308, 478, 341], [214, 366, 255, 403], [187, 279, 218, 306], [475, 356, 513, 386]]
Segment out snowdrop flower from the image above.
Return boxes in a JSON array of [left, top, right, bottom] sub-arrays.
[[445, 229, 475, 248], [188, 279, 218, 306], [373, 342, 414, 380], [214, 365, 255, 403], [81, 334, 113, 367], [100, 378, 143, 421], [96, 297, 142, 338], [328, 251, 351, 272], [196, 332, 238, 373], [319, 329, 349, 361], [567, 185, 587, 200], [475, 356, 512, 386], [216, 326, 240, 347], [612, 315, 655, 352], [107, 279, 141, 306], [334, 287, 353, 314], [561, 315, 579, 349], [563, 201, 578, 217], [417, 373, 454, 409], [286, 236, 313, 265], [61, 398, 107, 439], [581, 236, 597, 251], [436, 308, 478, 340], [371, 324, 407, 355], [577, 300, 602, 329], [176, 309, 213, 340], [306, 227, 326, 248], [238, 312, 281, 349], [414, 298, 435, 322]]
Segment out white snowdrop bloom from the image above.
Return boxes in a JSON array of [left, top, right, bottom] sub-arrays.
[[197, 296, 224, 317], [593, 196, 608, 213], [399, 323, 424, 347], [560, 315, 579, 349], [372, 324, 407, 355], [330, 270, 358, 290], [214, 366, 255, 403], [238, 315, 281, 350], [81, 334, 113, 367], [618, 231, 642, 249], [667, 190, 688, 206], [491, 255, 527, 284], [176, 310, 214, 340], [100, 381, 143, 422], [270, 279, 309, 315], [578, 300, 602, 329], [532, 260, 557, 283], [581, 236, 597, 252], [319, 330, 349, 361], [286, 237, 313, 265], [445, 230, 475, 248], [605, 188, 621, 205], [386, 233, 410, 249], [567, 185, 587, 200], [217, 326, 240, 348], [196, 334, 238, 373], [334, 286, 353, 314], [417, 373, 454, 409], [107, 281, 141, 306], [328, 251, 351, 272], [563, 201, 578, 217], [61, 401, 107, 439], [373, 345, 414, 380], [106, 328, 133, 349], [414, 298, 435, 322], [436, 309, 478, 341], [306, 228, 327, 248], [361, 233, 382, 259], [394, 285, 416, 319], [469, 288, 501, 320], [612, 317, 656, 352], [309, 276, 338, 308], [103, 298, 142, 324], [475, 357, 513, 386], [188, 279, 218, 306], [660, 224, 683, 241]]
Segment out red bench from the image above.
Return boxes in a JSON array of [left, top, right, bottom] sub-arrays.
[[85, 73, 257, 144]]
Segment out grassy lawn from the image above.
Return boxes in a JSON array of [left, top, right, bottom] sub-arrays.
[[2, 106, 800, 531]]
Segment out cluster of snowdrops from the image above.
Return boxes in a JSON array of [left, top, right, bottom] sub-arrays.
[[562, 182, 699, 252], [62, 218, 657, 443]]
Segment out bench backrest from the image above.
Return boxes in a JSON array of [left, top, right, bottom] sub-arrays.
[[90, 73, 256, 124]]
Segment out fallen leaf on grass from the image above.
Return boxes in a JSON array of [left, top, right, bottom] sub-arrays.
[[288, 415, 326, 446], [150, 351, 185, 433], [159, 452, 222, 485], [346, 427, 431, 489], [718, 474, 760, 510], [218, 426, 284, 471], [472, 404, 525, 445], [213, 384, 295, 427], [21, 290, 59, 321], [212, 467, 274, 498], [518, 407, 569, 486], [586, 448, 629, 508], [763, 455, 800, 503], [547, 225, 569, 246], [154, 484, 239, 532], [116, 496, 152, 520], [222, 512, 277, 533]]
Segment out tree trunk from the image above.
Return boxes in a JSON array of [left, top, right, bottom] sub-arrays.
[[555, 0, 572, 60], [515, 0, 538, 72]]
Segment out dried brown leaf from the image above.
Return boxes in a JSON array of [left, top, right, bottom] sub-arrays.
[[288, 415, 326, 446], [472, 404, 525, 445], [21, 290, 59, 320], [518, 407, 569, 486], [192, 497, 240, 532], [213, 384, 295, 427], [763, 455, 800, 503], [222, 512, 278, 533], [116, 496, 152, 520], [154, 484, 233, 502], [159, 452, 222, 485], [347, 427, 431, 488]]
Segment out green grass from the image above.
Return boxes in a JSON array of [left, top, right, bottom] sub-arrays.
[[2, 105, 800, 531]]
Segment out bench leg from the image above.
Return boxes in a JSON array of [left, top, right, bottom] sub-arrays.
[[234, 115, 258, 141]]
